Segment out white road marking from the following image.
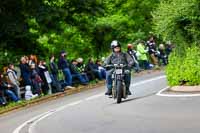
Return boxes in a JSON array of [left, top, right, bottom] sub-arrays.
[[13, 75, 166, 133], [68, 100, 83, 106], [156, 86, 200, 97], [131, 75, 166, 87], [29, 112, 55, 133], [85, 93, 104, 101]]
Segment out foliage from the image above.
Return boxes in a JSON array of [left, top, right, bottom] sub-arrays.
[[153, 0, 200, 46], [166, 46, 200, 86], [0, 0, 159, 62]]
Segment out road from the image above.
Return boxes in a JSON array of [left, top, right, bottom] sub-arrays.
[[1, 71, 200, 133]]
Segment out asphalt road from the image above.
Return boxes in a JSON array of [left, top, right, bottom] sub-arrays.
[[1, 71, 200, 133]]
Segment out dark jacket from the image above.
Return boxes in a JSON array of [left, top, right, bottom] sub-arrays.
[[19, 63, 31, 85], [147, 41, 157, 55], [105, 52, 134, 68], [58, 57, 70, 70], [50, 62, 58, 75], [85, 62, 98, 72], [70, 64, 80, 75]]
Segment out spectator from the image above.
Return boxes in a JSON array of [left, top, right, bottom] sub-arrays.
[[30, 63, 42, 95], [137, 41, 150, 70], [85, 58, 103, 81], [0, 73, 19, 102], [158, 44, 168, 65], [166, 41, 174, 57], [76, 58, 85, 73], [58, 50, 74, 89], [49, 55, 63, 92], [146, 36, 159, 67], [127, 44, 141, 72], [38, 61, 52, 95], [0, 75, 7, 106], [70, 60, 89, 85], [25, 85, 38, 100], [7, 63, 21, 99], [95, 59, 106, 79], [19, 56, 32, 86], [29, 54, 38, 66]]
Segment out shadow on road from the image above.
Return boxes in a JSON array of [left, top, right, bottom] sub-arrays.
[[107, 93, 155, 105]]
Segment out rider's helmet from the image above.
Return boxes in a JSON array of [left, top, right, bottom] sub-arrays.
[[127, 44, 133, 49], [110, 40, 121, 49]]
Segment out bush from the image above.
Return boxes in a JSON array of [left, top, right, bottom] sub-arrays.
[[166, 46, 200, 86]]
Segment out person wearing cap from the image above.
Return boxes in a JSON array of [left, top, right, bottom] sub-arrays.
[[104, 40, 134, 95], [58, 51, 74, 89]]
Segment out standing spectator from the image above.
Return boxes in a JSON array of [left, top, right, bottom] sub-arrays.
[[70, 60, 89, 85], [19, 56, 32, 86], [49, 55, 63, 92], [0, 73, 19, 102], [58, 50, 74, 89], [137, 41, 150, 70], [127, 44, 141, 72], [29, 54, 38, 66], [158, 44, 168, 65], [38, 61, 52, 95], [165, 41, 174, 58], [7, 64, 21, 99], [147, 36, 159, 67]]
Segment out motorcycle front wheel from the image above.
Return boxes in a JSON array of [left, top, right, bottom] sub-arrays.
[[116, 80, 123, 104]]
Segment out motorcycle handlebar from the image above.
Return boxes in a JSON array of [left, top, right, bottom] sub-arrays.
[[105, 64, 127, 68]]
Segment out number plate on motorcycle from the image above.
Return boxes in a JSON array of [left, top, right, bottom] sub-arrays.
[[116, 69, 123, 74]]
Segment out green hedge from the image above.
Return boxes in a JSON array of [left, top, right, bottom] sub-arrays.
[[166, 46, 200, 86]]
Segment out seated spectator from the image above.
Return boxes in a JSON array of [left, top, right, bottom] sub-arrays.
[[7, 63, 21, 99], [85, 58, 103, 81], [25, 85, 38, 100], [58, 50, 74, 89], [0, 80, 7, 106], [30, 64, 43, 95], [70, 60, 89, 85], [76, 58, 86, 73], [95, 59, 106, 79], [0, 73, 19, 103]]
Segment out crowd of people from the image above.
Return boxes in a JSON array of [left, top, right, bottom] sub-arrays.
[[0, 51, 106, 106], [0, 36, 173, 106], [127, 37, 173, 72]]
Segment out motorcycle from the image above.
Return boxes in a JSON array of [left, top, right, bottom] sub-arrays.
[[106, 64, 128, 103]]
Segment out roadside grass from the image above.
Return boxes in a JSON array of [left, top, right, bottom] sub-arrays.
[[0, 80, 105, 115]]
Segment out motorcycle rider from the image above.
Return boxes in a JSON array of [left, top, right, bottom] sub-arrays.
[[104, 40, 134, 95]]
